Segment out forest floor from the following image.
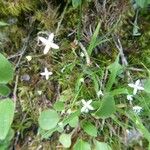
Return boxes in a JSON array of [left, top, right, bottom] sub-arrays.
[[0, 0, 150, 150]]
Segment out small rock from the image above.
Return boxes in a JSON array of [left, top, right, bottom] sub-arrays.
[[21, 74, 30, 81]]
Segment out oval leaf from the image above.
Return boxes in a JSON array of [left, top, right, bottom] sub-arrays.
[[0, 84, 10, 96], [94, 140, 112, 150], [38, 109, 60, 130], [135, 0, 149, 8], [72, 0, 82, 8], [59, 133, 71, 148], [144, 78, 150, 93], [0, 99, 15, 140], [0, 21, 9, 27], [53, 101, 64, 111], [73, 139, 91, 150], [0, 53, 14, 84], [69, 116, 79, 128], [81, 121, 97, 137], [95, 94, 116, 118]]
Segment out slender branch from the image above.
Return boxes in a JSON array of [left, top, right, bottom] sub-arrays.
[[55, 2, 69, 35], [14, 28, 33, 70], [78, 42, 91, 66]]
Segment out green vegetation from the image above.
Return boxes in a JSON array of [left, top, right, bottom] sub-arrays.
[[0, 0, 150, 149]]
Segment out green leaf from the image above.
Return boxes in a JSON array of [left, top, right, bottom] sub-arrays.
[[94, 140, 112, 150], [0, 53, 14, 84], [0, 99, 15, 140], [111, 88, 128, 96], [144, 78, 150, 93], [87, 22, 101, 56], [38, 109, 60, 130], [53, 101, 64, 111], [38, 127, 57, 139], [73, 139, 91, 150], [106, 55, 122, 91], [0, 128, 14, 150], [59, 89, 74, 102], [95, 94, 116, 118], [0, 21, 9, 27], [63, 110, 80, 126], [0, 84, 10, 96], [135, 0, 150, 8], [72, 0, 82, 8], [59, 133, 71, 148], [4, 128, 14, 142], [81, 121, 97, 137], [69, 116, 79, 128]]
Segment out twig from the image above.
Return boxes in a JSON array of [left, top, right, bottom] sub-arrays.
[[14, 29, 33, 70], [55, 2, 68, 35], [78, 41, 91, 66], [13, 73, 19, 104], [128, 67, 144, 72], [8, 53, 21, 60], [114, 37, 128, 66], [113, 37, 132, 81]]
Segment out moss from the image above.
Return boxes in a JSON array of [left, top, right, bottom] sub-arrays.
[[0, 0, 40, 16]]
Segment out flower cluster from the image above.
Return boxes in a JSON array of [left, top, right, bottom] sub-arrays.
[[127, 79, 144, 114], [36, 32, 145, 116], [37, 32, 59, 80]]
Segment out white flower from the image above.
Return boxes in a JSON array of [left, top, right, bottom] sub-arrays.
[[128, 79, 144, 95], [61, 110, 65, 115], [127, 95, 133, 101], [40, 68, 52, 80], [79, 78, 84, 83], [66, 109, 72, 114], [58, 122, 63, 128], [97, 90, 104, 98], [26, 55, 32, 61], [37, 90, 42, 95], [80, 52, 85, 57], [81, 99, 94, 113], [132, 106, 143, 114], [38, 33, 59, 54]]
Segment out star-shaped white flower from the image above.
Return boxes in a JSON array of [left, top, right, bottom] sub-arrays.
[[38, 33, 59, 54], [127, 95, 133, 101], [37, 90, 42, 95], [26, 55, 32, 61], [40, 68, 52, 80], [128, 79, 144, 95], [81, 99, 94, 113], [132, 106, 142, 115]]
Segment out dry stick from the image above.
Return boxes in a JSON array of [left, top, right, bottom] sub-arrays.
[[13, 74, 19, 104], [14, 29, 32, 70], [8, 53, 21, 60], [78, 42, 91, 66], [128, 67, 144, 72], [55, 2, 68, 35], [114, 37, 132, 81], [13, 28, 33, 104], [114, 38, 128, 66]]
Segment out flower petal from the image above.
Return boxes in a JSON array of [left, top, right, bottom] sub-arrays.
[[81, 106, 86, 113], [38, 37, 48, 45], [81, 99, 86, 105], [128, 83, 135, 88], [43, 44, 51, 54], [48, 33, 54, 41], [50, 42, 59, 49], [135, 79, 140, 86], [87, 100, 92, 105]]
